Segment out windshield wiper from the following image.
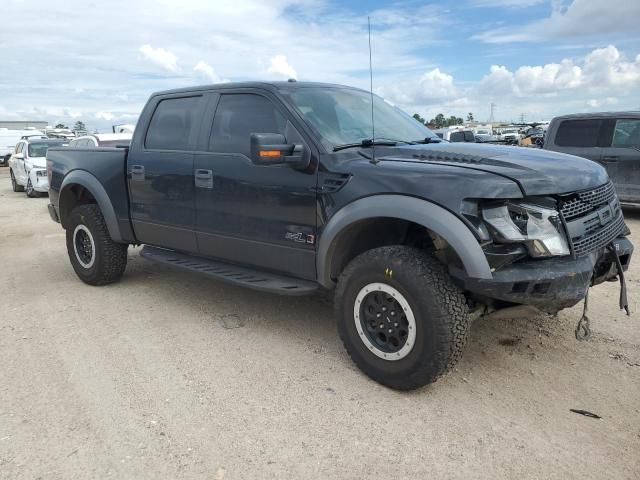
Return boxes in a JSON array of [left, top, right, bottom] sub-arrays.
[[333, 138, 418, 152], [413, 137, 443, 144], [333, 139, 401, 152]]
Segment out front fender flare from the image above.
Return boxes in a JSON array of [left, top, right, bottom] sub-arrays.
[[59, 170, 124, 243], [316, 195, 492, 287]]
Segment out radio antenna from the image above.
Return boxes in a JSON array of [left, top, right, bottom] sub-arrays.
[[368, 16, 378, 164]]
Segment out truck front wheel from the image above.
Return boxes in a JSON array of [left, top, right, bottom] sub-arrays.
[[335, 246, 470, 390], [66, 204, 128, 285]]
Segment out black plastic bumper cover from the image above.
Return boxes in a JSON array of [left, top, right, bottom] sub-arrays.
[[48, 204, 60, 223], [456, 236, 633, 312]]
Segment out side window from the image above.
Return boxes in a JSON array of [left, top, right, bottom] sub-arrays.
[[209, 94, 286, 157], [555, 119, 602, 147], [145, 96, 202, 151], [16, 142, 24, 154], [612, 119, 640, 148]]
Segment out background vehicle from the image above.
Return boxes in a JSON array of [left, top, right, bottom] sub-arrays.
[[0, 128, 45, 165], [68, 133, 132, 148], [544, 112, 640, 206], [46, 82, 633, 390], [9, 138, 67, 196], [499, 128, 522, 144]]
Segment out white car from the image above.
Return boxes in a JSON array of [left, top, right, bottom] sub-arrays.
[[8, 138, 67, 197], [0, 129, 46, 165]]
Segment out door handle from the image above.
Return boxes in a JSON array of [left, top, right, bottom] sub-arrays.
[[195, 169, 213, 189], [130, 165, 145, 181], [602, 156, 619, 162]]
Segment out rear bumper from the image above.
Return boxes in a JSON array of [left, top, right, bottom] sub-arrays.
[[48, 204, 60, 223], [456, 236, 633, 312]]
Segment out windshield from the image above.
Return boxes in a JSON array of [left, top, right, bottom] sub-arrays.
[[287, 87, 438, 150], [28, 142, 62, 157]]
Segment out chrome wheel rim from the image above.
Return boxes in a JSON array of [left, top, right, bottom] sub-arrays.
[[353, 282, 416, 361], [73, 224, 96, 268]]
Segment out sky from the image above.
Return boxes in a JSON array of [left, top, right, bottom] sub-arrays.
[[0, 0, 638, 131]]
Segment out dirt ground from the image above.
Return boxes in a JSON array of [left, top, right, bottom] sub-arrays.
[[0, 167, 638, 480]]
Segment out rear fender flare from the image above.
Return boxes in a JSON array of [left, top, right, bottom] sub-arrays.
[[59, 170, 123, 243], [316, 195, 492, 287]]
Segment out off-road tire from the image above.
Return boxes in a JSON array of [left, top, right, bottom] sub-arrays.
[[66, 204, 128, 285], [10, 169, 24, 192], [26, 178, 39, 198], [335, 245, 470, 390]]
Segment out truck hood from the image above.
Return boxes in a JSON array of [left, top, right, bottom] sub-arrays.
[[376, 143, 608, 196]]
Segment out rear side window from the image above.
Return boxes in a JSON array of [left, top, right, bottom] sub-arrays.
[[146, 96, 202, 150], [612, 119, 640, 148], [554, 119, 602, 147], [209, 94, 286, 157]]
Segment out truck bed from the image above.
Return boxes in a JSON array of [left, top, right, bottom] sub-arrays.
[[47, 146, 134, 242]]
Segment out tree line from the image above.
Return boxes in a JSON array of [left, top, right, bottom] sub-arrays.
[[413, 112, 475, 129]]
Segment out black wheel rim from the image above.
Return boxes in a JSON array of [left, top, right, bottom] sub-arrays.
[[27, 180, 32, 194], [359, 291, 410, 354], [75, 229, 93, 265]]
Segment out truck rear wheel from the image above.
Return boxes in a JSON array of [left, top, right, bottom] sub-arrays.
[[335, 246, 470, 390], [66, 204, 128, 285]]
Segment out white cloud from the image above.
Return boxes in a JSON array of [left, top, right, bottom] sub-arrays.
[[475, 0, 640, 43], [587, 97, 618, 108], [478, 46, 637, 98], [95, 111, 115, 121], [583, 45, 640, 87], [193, 61, 223, 83], [139, 44, 179, 72], [267, 55, 297, 79], [378, 68, 457, 106]]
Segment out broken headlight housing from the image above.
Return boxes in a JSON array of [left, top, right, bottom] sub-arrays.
[[482, 202, 569, 257]]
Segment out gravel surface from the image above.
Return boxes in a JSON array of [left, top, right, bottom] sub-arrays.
[[0, 167, 639, 479]]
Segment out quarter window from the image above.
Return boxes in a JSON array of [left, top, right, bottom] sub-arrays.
[[612, 119, 640, 148], [555, 119, 602, 147], [145, 96, 202, 150], [209, 94, 286, 157]]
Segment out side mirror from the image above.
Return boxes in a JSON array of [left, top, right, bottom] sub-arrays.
[[14, 153, 24, 160], [250, 133, 308, 168]]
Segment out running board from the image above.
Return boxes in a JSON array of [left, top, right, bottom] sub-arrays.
[[140, 246, 318, 295]]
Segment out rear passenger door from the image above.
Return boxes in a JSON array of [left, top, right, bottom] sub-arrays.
[[127, 94, 207, 253], [192, 90, 318, 280], [550, 118, 604, 162], [601, 117, 640, 203]]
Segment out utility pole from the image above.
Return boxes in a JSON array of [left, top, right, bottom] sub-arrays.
[[519, 113, 525, 124], [488, 102, 496, 124]]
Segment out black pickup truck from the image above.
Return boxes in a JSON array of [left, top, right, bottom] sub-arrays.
[[47, 81, 633, 390]]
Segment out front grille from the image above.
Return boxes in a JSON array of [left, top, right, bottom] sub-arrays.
[[560, 181, 626, 257], [571, 213, 626, 257], [560, 181, 616, 220]]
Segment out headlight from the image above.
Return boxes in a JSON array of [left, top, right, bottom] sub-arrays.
[[482, 202, 569, 257]]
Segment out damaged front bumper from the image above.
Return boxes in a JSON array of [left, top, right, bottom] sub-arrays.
[[455, 236, 633, 313]]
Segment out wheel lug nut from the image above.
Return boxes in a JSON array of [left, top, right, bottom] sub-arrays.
[[394, 322, 398, 327], [379, 324, 384, 329], [390, 311, 396, 316], [388, 329, 392, 333], [376, 313, 381, 318], [382, 307, 387, 312]]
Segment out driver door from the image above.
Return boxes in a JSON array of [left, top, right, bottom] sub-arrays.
[[193, 90, 319, 280]]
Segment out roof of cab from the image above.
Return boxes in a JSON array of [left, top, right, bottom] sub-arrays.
[[552, 111, 640, 120], [152, 81, 365, 97]]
